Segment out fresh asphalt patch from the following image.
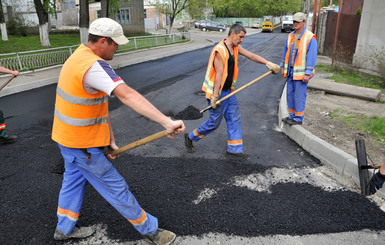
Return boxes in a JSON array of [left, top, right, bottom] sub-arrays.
[[1, 120, 385, 244]]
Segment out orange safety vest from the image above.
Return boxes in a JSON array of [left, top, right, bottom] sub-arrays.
[[202, 39, 239, 99], [51, 44, 110, 148], [283, 30, 316, 80]]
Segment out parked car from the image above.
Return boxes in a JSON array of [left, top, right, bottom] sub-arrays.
[[194, 20, 204, 28], [262, 17, 274, 32], [235, 21, 244, 26], [281, 15, 294, 32], [252, 20, 260, 29], [198, 20, 215, 29], [202, 21, 226, 32]]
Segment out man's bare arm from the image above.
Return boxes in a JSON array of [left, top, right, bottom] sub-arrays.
[[112, 83, 185, 138]]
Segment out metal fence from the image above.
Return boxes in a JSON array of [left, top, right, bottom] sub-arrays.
[[0, 32, 190, 72]]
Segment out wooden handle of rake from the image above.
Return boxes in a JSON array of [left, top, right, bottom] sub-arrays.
[[110, 130, 168, 156], [200, 71, 272, 113], [0, 75, 16, 91]]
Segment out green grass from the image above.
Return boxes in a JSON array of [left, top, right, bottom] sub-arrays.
[[330, 109, 385, 145], [0, 32, 184, 54], [316, 64, 385, 93], [0, 33, 189, 71], [0, 34, 82, 53]]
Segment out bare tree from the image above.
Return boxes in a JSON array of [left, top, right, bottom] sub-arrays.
[[33, 0, 51, 47], [154, 0, 194, 34], [0, 0, 8, 41], [79, 0, 89, 44]]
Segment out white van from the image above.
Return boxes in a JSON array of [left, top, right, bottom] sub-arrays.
[[281, 15, 294, 33]]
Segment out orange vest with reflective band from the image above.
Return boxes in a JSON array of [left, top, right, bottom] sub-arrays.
[[283, 30, 316, 80], [52, 44, 110, 148], [202, 39, 239, 99]]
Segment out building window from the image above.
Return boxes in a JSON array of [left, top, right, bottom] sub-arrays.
[[116, 8, 131, 24]]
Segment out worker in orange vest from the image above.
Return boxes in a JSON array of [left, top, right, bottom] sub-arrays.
[[51, 18, 185, 244], [184, 24, 280, 157], [280, 12, 318, 125]]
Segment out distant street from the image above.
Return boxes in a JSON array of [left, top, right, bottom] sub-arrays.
[[1, 28, 385, 244]]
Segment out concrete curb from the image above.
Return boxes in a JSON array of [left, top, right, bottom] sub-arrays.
[[278, 84, 385, 199]]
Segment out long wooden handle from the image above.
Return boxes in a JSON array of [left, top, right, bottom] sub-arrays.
[[111, 130, 168, 156], [200, 71, 272, 113], [0, 75, 16, 91]]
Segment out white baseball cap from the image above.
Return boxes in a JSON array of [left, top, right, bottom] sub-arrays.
[[89, 18, 129, 45], [293, 12, 306, 22]]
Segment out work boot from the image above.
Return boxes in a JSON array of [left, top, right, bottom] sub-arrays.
[[286, 119, 302, 126], [54, 226, 94, 241], [184, 133, 195, 153], [226, 151, 249, 159], [144, 228, 176, 245], [0, 135, 17, 144], [281, 117, 290, 123]]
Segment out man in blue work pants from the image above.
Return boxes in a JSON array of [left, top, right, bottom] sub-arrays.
[[188, 90, 243, 154], [280, 12, 317, 126], [57, 146, 158, 235]]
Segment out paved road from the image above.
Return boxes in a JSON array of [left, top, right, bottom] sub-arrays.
[[1, 28, 385, 245]]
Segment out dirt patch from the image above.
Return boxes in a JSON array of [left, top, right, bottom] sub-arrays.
[[303, 89, 385, 165]]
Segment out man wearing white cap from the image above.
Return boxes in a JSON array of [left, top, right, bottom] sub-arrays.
[[280, 12, 317, 125], [51, 18, 184, 245]]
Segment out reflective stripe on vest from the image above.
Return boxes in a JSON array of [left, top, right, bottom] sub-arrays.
[[202, 40, 239, 99], [56, 86, 108, 106], [283, 30, 315, 80], [54, 109, 108, 127], [52, 44, 110, 148]]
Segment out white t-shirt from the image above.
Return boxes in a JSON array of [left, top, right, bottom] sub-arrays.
[[83, 60, 125, 96]]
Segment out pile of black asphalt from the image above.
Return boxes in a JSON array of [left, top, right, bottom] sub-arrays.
[[1, 117, 385, 244], [174, 105, 203, 120]]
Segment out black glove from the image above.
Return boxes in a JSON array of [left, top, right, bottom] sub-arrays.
[[369, 171, 385, 194]]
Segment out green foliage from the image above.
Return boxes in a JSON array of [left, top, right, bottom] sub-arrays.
[[210, 0, 302, 17], [187, 0, 207, 19], [355, 8, 361, 16], [42, 0, 57, 16], [6, 16, 28, 36]]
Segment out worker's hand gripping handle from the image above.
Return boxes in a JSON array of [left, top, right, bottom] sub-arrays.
[[200, 71, 272, 113]]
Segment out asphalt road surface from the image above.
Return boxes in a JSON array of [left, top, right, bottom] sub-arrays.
[[1, 28, 385, 244]]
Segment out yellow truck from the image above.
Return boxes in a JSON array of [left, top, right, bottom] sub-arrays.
[[262, 17, 274, 32]]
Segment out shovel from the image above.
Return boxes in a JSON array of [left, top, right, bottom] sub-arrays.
[[110, 130, 168, 156], [200, 71, 272, 113], [0, 75, 16, 91]]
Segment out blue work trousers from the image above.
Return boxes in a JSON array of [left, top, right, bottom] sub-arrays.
[[56, 144, 158, 235], [286, 76, 308, 123], [189, 90, 243, 153]]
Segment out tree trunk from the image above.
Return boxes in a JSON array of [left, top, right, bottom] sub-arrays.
[[79, 0, 89, 44], [34, 0, 51, 47], [168, 16, 174, 34], [100, 0, 108, 18], [0, 0, 8, 41]]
